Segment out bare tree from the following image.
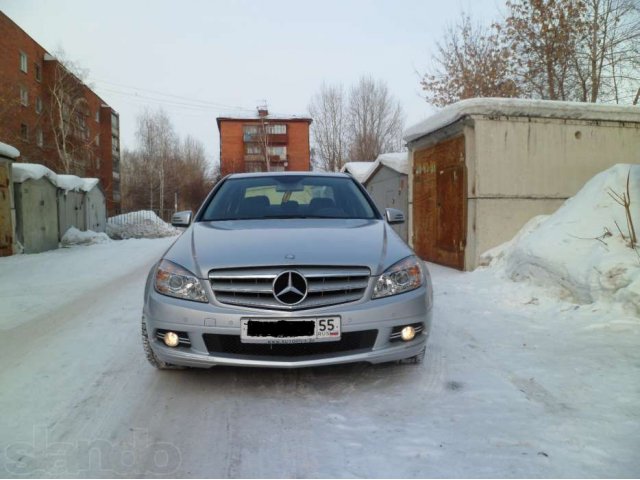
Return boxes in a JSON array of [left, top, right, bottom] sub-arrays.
[[571, 0, 640, 103], [501, 0, 588, 100], [135, 108, 178, 213], [308, 83, 348, 171], [346, 76, 404, 161], [48, 52, 94, 174], [421, 15, 520, 107], [121, 109, 216, 215]]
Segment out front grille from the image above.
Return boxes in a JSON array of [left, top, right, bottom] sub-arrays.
[[203, 330, 378, 358], [209, 266, 371, 310]]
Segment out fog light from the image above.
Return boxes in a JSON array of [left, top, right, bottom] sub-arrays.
[[401, 326, 416, 341], [164, 331, 180, 347]]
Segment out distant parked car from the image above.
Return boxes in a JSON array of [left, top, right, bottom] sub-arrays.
[[142, 172, 433, 369]]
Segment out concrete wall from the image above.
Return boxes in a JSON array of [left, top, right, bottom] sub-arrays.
[[365, 165, 409, 242], [57, 190, 86, 239], [470, 116, 640, 198], [14, 177, 58, 253], [464, 116, 640, 268], [85, 186, 106, 232]]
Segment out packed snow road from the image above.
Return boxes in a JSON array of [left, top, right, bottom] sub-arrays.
[[0, 238, 638, 478]]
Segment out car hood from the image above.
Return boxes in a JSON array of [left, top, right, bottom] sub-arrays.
[[164, 219, 413, 278]]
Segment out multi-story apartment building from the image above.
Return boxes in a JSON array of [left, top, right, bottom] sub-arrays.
[[217, 107, 312, 176], [0, 11, 121, 214]]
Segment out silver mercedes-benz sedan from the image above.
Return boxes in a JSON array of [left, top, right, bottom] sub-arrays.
[[142, 172, 433, 369]]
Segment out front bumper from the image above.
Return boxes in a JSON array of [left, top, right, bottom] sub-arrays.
[[144, 279, 432, 369]]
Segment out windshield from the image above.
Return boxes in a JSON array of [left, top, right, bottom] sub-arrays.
[[199, 175, 380, 221]]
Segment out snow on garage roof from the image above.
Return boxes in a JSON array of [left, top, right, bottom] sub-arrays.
[[12, 163, 57, 184], [0, 142, 20, 159], [12, 163, 100, 192], [341, 162, 376, 183], [359, 152, 409, 184], [404, 98, 640, 144]]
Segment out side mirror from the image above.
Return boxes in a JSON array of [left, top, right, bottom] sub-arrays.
[[171, 210, 192, 227], [385, 208, 405, 224]]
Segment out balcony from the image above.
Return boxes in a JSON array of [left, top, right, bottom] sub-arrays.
[[244, 154, 288, 171], [243, 133, 288, 144]]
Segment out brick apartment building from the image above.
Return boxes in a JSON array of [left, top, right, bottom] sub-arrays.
[[217, 108, 312, 176], [0, 11, 121, 214]]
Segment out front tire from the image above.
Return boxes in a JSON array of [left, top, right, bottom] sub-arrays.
[[141, 317, 184, 370]]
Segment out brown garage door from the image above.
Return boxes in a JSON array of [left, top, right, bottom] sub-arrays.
[[0, 162, 13, 257], [413, 136, 466, 270]]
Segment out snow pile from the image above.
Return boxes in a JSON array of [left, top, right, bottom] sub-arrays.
[[341, 162, 375, 183], [404, 97, 640, 143], [107, 210, 180, 239], [485, 164, 640, 313], [61, 227, 110, 246]]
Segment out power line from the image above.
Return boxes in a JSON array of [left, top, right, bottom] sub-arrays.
[[92, 78, 303, 117]]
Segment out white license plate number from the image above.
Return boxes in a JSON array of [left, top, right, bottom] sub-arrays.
[[240, 317, 341, 344]]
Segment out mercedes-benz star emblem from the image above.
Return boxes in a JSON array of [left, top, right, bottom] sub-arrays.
[[273, 271, 308, 305]]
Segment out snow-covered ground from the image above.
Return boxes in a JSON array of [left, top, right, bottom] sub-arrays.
[[0, 238, 638, 477]]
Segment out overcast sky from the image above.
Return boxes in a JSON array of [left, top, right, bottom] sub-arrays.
[[1, 0, 502, 165]]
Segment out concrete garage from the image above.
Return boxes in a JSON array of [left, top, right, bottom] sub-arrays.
[[57, 175, 88, 237], [404, 98, 640, 270], [83, 179, 106, 233], [361, 152, 409, 242], [12, 164, 59, 254]]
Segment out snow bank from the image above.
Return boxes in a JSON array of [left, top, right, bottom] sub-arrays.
[[0, 141, 20, 159], [12, 163, 100, 192], [485, 164, 640, 313], [404, 97, 640, 143], [107, 210, 180, 239], [341, 162, 376, 183], [61, 227, 110, 246]]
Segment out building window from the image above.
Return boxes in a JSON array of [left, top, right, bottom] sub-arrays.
[[20, 86, 29, 106], [35, 63, 42, 82], [267, 146, 287, 159], [95, 110, 100, 122], [20, 124, 28, 141], [266, 124, 286, 134], [96, 157, 101, 169], [35, 96, 43, 114], [36, 129, 43, 147], [245, 145, 261, 155], [19, 52, 27, 73], [95, 134, 100, 147]]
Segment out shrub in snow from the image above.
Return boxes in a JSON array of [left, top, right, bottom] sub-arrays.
[[61, 227, 110, 246], [107, 210, 180, 240], [484, 164, 640, 314]]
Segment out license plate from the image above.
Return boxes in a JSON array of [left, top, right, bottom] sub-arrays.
[[240, 317, 341, 344]]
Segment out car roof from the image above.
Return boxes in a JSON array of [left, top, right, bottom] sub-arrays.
[[227, 171, 352, 179]]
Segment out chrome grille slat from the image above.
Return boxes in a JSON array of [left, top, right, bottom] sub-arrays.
[[209, 266, 371, 310]]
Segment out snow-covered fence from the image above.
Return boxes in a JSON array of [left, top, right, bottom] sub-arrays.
[[106, 210, 180, 239]]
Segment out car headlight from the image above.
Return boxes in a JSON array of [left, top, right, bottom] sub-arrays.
[[372, 256, 424, 299], [154, 259, 208, 303]]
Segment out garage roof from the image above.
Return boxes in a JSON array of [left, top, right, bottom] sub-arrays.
[[404, 98, 640, 144]]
